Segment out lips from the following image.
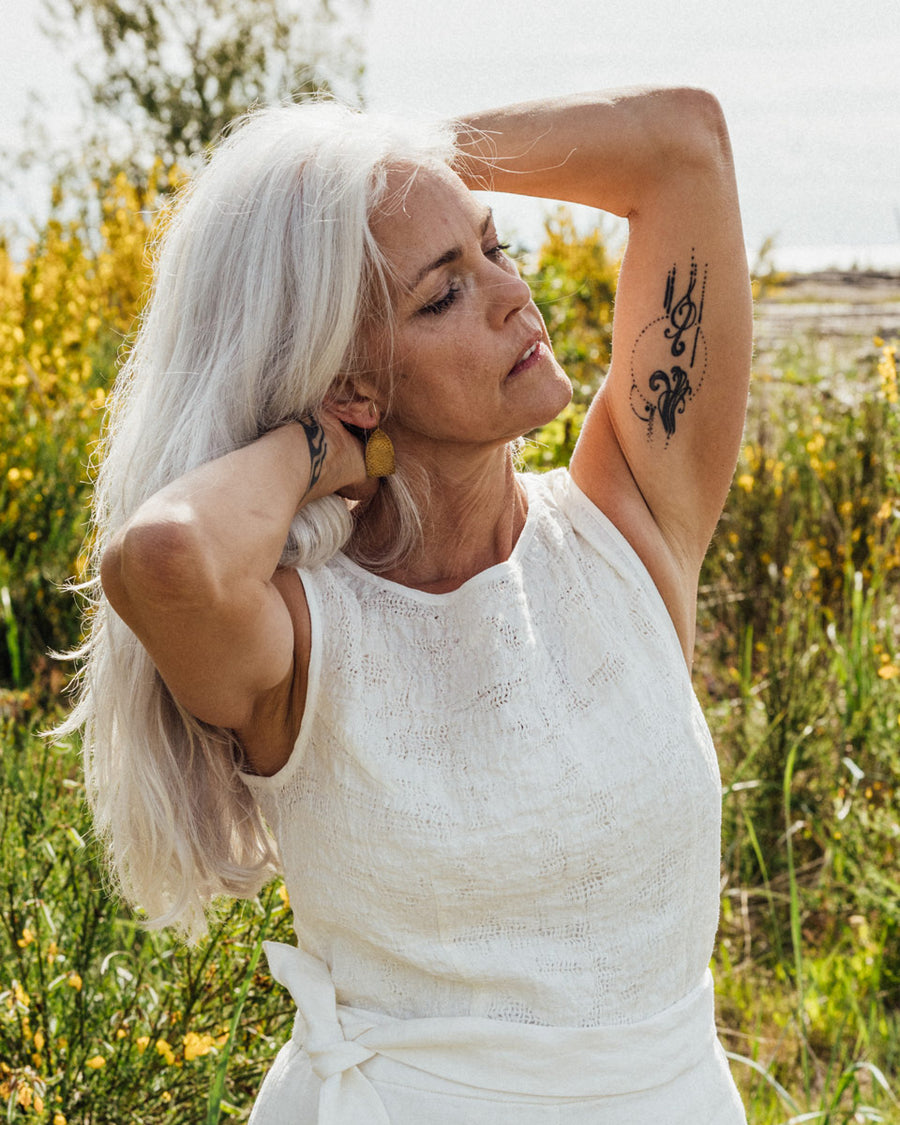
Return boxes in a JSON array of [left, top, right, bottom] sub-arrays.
[[507, 336, 544, 379]]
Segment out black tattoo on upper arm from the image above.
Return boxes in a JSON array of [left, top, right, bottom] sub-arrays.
[[630, 253, 708, 445], [298, 415, 327, 493]]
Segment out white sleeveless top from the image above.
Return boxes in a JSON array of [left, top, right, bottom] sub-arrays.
[[241, 469, 743, 1122]]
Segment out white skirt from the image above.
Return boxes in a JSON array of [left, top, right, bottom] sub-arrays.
[[248, 942, 747, 1125]]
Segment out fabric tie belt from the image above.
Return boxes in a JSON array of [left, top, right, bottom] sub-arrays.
[[262, 941, 718, 1124]]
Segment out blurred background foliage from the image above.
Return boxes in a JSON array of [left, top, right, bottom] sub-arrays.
[[2, 3, 900, 1121], [45, 0, 368, 170]]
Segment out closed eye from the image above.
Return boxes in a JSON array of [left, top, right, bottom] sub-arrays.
[[418, 238, 511, 316], [420, 284, 461, 316]]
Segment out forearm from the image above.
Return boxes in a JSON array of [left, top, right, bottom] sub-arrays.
[[453, 86, 730, 217], [103, 420, 346, 612]]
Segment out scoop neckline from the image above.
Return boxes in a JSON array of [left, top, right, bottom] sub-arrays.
[[332, 472, 544, 604]]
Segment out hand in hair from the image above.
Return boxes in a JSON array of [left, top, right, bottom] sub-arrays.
[[315, 409, 382, 503]]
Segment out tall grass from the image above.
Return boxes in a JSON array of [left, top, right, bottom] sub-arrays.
[[702, 334, 900, 1124]]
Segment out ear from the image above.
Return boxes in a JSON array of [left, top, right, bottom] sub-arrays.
[[324, 390, 378, 430]]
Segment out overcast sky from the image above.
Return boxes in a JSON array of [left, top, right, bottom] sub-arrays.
[[2, 0, 899, 268]]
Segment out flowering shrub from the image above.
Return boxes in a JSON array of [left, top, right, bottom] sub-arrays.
[[0, 172, 163, 685]]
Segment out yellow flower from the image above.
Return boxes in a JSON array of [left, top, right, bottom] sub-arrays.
[[67, 973, 83, 991], [17, 1083, 33, 1108], [34, 1094, 45, 1114], [136, 1036, 150, 1054], [878, 342, 899, 404], [183, 1030, 217, 1061], [156, 1038, 176, 1065], [806, 432, 825, 455], [86, 1055, 106, 1069], [33, 1029, 45, 1052], [736, 473, 754, 493], [877, 663, 899, 680], [17, 927, 36, 948], [54, 1114, 67, 1125]]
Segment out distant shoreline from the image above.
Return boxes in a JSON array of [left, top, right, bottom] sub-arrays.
[[774, 267, 900, 293], [753, 268, 900, 362]]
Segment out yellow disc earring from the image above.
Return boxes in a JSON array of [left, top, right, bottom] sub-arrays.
[[364, 405, 395, 478]]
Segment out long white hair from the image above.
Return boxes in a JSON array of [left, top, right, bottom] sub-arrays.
[[61, 102, 456, 941]]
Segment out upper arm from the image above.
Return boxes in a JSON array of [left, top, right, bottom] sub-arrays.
[[100, 518, 303, 732], [571, 89, 752, 578]]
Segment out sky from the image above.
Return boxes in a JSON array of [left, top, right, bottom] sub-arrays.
[[1, 0, 899, 269]]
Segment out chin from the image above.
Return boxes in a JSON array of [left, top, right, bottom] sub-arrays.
[[539, 366, 575, 422], [514, 384, 573, 445], [504, 354, 573, 438]]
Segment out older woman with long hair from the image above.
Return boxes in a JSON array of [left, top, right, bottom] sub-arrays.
[[67, 86, 752, 1122]]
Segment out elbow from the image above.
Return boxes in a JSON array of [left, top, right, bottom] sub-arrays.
[[100, 517, 212, 620], [625, 87, 735, 216], [664, 86, 734, 170]]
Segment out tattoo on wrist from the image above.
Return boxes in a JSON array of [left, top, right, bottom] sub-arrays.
[[630, 252, 708, 445], [298, 416, 327, 494]]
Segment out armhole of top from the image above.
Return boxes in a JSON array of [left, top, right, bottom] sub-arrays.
[[555, 470, 690, 677], [239, 565, 325, 791]]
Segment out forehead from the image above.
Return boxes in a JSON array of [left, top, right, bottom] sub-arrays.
[[369, 163, 488, 286]]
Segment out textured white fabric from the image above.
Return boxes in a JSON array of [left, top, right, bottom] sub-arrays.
[[241, 468, 746, 1122], [249, 942, 743, 1124]]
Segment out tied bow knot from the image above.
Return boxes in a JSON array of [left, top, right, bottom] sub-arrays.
[[305, 1036, 376, 1083], [263, 941, 392, 1124]]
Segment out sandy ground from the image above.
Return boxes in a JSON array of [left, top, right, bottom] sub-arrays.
[[753, 270, 900, 368]]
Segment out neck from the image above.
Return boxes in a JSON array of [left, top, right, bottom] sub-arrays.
[[355, 445, 527, 593]]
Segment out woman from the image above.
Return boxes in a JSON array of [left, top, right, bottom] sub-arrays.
[[74, 87, 752, 1122]]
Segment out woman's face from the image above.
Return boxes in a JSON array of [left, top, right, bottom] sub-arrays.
[[365, 163, 572, 457]]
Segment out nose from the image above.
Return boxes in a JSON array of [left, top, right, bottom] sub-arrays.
[[486, 259, 533, 327]]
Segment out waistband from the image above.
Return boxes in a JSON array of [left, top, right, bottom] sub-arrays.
[[263, 940, 717, 1125]]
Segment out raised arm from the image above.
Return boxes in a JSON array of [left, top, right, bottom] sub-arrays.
[[100, 412, 370, 773], [455, 88, 752, 657]]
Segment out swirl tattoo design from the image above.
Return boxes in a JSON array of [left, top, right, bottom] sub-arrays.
[[630, 253, 708, 445], [298, 415, 327, 494], [649, 366, 691, 438]]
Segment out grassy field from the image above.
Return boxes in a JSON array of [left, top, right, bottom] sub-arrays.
[[1, 183, 899, 1120], [703, 329, 900, 1124]]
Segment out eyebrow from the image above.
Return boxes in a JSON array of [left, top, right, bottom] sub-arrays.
[[409, 208, 494, 290]]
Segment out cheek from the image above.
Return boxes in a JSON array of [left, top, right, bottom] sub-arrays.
[[394, 329, 459, 381]]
